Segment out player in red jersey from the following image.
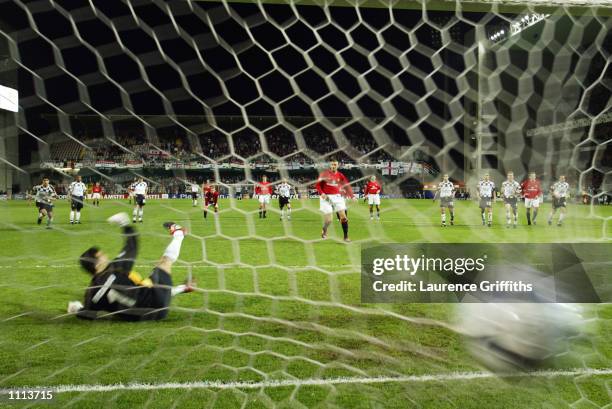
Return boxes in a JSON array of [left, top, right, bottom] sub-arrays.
[[316, 160, 354, 242], [203, 184, 219, 219], [92, 182, 102, 207], [521, 172, 543, 225], [255, 175, 272, 219], [364, 175, 382, 220]]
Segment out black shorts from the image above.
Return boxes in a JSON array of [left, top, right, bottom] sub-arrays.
[[71, 196, 84, 210], [553, 197, 567, 209], [136, 268, 173, 320], [439, 197, 454, 208], [503, 197, 518, 208], [479, 197, 493, 209], [135, 194, 146, 206], [36, 202, 53, 212], [191, 192, 198, 200], [279, 196, 290, 208]]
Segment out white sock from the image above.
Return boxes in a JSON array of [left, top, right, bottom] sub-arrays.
[[76, 212, 81, 222], [163, 230, 184, 262], [281, 209, 284, 218], [139, 208, 144, 220], [559, 213, 565, 223], [288, 207, 291, 215], [70, 210, 74, 222], [171, 285, 187, 296], [441, 213, 446, 223], [133, 208, 138, 219], [488, 212, 493, 222]]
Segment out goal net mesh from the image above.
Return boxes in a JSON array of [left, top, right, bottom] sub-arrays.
[[0, 0, 610, 407]]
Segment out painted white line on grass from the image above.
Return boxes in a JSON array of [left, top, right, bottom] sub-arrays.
[[2, 368, 611, 394]]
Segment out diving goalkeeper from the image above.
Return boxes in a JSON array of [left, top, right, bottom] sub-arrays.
[[70, 212, 194, 321]]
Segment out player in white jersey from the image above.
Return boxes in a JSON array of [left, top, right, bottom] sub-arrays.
[[189, 182, 199, 207], [434, 174, 455, 227], [132, 177, 148, 223], [548, 175, 570, 226], [276, 179, 294, 220], [500, 171, 521, 228], [68, 175, 87, 225], [476, 173, 495, 227], [33, 177, 57, 229]]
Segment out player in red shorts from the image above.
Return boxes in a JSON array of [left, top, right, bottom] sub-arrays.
[[363, 175, 382, 221], [255, 175, 272, 219], [521, 172, 543, 225], [92, 182, 102, 207], [316, 159, 354, 242], [203, 184, 219, 219]]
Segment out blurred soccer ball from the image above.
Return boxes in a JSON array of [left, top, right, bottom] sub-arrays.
[[456, 303, 583, 372], [67, 301, 83, 314]]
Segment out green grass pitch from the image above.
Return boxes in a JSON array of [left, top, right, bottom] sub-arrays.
[[0, 198, 610, 408]]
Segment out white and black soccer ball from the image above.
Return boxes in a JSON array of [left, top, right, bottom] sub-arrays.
[[456, 302, 583, 372]]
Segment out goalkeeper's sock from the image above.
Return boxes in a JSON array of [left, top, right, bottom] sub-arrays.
[[171, 285, 187, 296], [163, 230, 184, 262]]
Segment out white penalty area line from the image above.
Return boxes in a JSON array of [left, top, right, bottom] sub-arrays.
[[3, 368, 611, 394]]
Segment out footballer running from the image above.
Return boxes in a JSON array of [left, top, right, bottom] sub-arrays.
[[132, 177, 147, 223], [477, 173, 495, 227], [276, 179, 294, 220], [68, 175, 87, 224], [548, 175, 570, 226], [435, 174, 455, 227], [189, 181, 199, 207], [316, 159, 354, 242], [91, 182, 102, 207], [33, 177, 57, 229], [500, 171, 521, 228], [364, 175, 382, 221], [255, 175, 272, 219], [521, 172, 542, 226]]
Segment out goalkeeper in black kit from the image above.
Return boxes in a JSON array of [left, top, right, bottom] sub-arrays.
[[70, 212, 195, 321]]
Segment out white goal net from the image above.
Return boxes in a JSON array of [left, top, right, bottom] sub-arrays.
[[0, 0, 610, 407]]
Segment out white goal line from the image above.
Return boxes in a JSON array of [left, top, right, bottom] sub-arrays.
[[2, 368, 611, 394]]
